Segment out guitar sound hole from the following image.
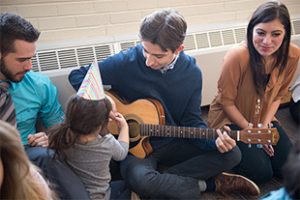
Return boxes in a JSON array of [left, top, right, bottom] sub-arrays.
[[127, 119, 140, 139]]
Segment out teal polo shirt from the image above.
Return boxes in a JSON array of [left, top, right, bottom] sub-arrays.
[[8, 71, 64, 144]]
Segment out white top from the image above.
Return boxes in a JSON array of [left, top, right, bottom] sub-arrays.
[[291, 75, 300, 102]]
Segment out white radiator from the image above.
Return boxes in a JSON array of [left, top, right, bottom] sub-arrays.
[[39, 19, 300, 107]]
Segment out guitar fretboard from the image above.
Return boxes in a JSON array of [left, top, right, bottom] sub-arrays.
[[139, 124, 239, 141]]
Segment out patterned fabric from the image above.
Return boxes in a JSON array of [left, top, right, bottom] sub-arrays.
[[0, 81, 16, 126], [77, 60, 105, 100]]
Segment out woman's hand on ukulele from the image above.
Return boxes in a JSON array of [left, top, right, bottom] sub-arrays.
[[263, 144, 274, 157]]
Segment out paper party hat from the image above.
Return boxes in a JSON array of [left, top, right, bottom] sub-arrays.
[[77, 60, 105, 100]]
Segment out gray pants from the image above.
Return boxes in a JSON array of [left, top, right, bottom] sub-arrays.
[[120, 138, 241, 199]]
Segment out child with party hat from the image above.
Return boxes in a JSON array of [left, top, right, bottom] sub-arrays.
[[48, 61, 130, 200]]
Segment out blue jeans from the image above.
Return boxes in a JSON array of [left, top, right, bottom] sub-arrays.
[[120, 138, 241, 199], [25, 146, 90, 199], [110, 180, 131, 200]]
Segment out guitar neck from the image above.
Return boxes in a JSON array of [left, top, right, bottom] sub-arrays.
[[106, 91, 279, 146], [140, 124, 239, 140]]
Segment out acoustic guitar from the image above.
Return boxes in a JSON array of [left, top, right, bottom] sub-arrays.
[[106, 92, 280, 159]]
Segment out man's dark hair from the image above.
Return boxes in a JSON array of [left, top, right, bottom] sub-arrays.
[[139, 9, 187, 52], [0, 12, 40, 57]]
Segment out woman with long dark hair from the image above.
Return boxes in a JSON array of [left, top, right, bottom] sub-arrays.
[[208, 1, 300, 184]]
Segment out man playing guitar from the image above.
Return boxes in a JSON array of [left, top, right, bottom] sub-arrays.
[[69, 9, 260, 199]]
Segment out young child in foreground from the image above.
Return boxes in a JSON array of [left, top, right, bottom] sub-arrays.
[[0, 120, 55, 200], [48, 94, 129, 200]]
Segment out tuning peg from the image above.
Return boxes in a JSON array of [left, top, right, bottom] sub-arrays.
[[268, 122, 273, 128], [247, 139, 252, 148], [256, 144, 263, 148], [268, 140, 271, 144]]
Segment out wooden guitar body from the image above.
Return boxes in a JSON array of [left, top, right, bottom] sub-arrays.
[[106, 91, 165, 158], [106, 91, 280, 159]]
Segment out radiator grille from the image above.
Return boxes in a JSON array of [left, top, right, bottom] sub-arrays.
[[33, 19, 300, 72], [38, 51, 59, 71], [58, 49, 77, 69], [222, 29, 235, 45], [195, 33, 209, 49], [293, 20, 300, 35]]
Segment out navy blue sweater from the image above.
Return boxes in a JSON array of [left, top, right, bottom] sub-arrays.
[[69, 44, 216, 150]]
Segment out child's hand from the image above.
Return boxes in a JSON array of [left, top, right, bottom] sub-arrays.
[[109, 110, 117, 121], [113, 112, 128, 130], [28, 132, 48, 147], [114, 112, 129, 144]]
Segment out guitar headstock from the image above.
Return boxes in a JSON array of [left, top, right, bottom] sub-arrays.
[[239, 128, 280, 145]]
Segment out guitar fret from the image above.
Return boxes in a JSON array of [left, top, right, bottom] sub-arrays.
[[180, 127, 183, 137], [146, 124, 149, 136], [157, 124, 160, 136], [149, 124, 152, 136], [206, 128, 209, 139], [148, 124, 151, 136], [179, 126, 182, 137], [173, 126, 175, 137], [151, 125, 155, 136], [153, 124, 156, 136], [109, 92, 279, 160], [195, 128, 199, 139], [195, 127, 199, 139], [166, 126, 170, 137], [139, 124, 277, 146], [150, 124, 154, 136]]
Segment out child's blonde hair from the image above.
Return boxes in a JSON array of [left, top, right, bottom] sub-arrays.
[[0, 120, 56, 200]]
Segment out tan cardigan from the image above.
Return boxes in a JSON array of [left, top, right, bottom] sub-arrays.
[[208, 42, 300, 129]]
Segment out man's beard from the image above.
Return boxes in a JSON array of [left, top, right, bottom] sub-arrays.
[[0, 59, 24, 83]]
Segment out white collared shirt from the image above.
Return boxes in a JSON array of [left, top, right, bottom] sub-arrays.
[[160, 55, 179, 73]]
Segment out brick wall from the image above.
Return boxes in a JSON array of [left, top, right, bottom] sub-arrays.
[[1, 0, 300, 50]]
